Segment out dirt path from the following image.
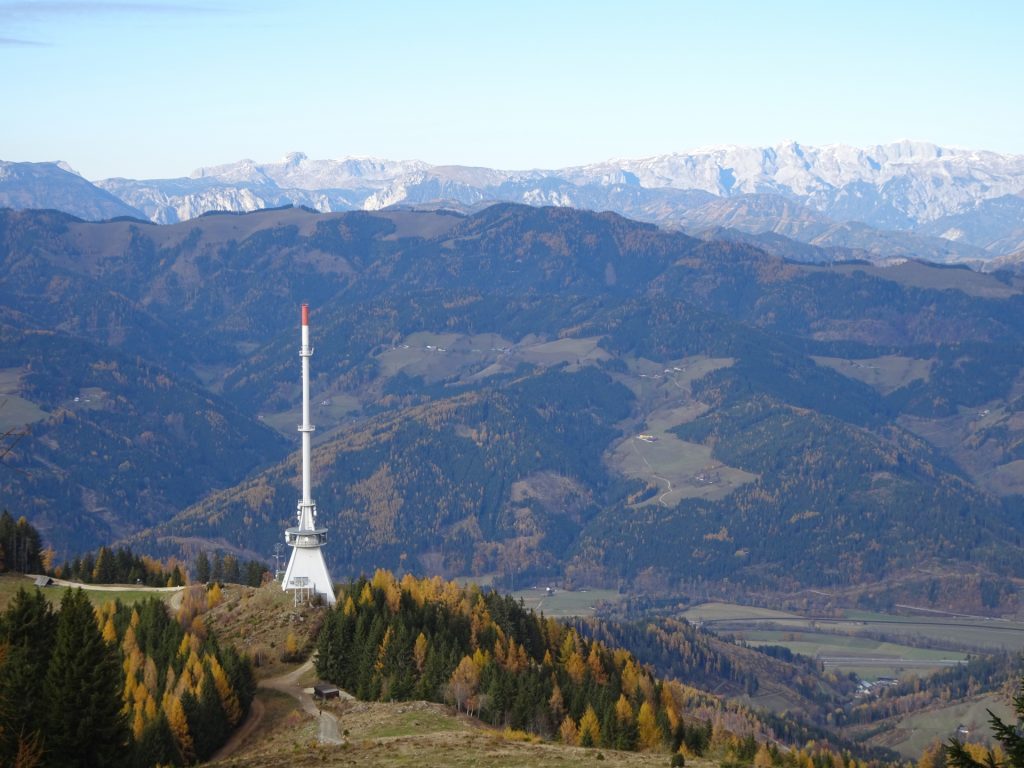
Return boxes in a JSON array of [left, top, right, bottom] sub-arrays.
[[30, 574, 186, 610], [208, 658, 348, 762], [31, 574, 186, 595], [629, 438, 675, 507], [260, 659, 348, 745], [208, 696, 265, 762]]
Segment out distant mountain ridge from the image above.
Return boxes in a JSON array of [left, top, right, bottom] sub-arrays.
[[0, 160, 144, 221], [3, 142, 1024, 263]]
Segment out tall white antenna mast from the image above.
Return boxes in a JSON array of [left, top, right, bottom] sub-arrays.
[[281, 303, 336, 605]]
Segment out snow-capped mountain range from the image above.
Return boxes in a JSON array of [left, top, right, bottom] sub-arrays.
[[5, 142, 1024, 264]]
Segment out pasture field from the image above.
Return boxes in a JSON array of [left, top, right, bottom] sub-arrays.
[[607, 356, 753, 506], [811, 355, 932, 394], [619, 356, 734, 401], [0, 393, 47, 430], [510, 587, 623, 618], [0, 367, 49, 429], [813, 261, 1021, 300], [375, 332, 476, 381], [990, 460, 1024, 496], [259, 408, 302, 436], [260, 393, 362, 438], [376, 332, 611, 385], [514, 336, 609, 368], [357, 705, 465, 740], [0, 573, 177, 610], [608, 405, 757, 506], [865, 692, 1015, 759]]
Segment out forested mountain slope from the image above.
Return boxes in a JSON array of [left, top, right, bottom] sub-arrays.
[[2, 203, 1024, 594]]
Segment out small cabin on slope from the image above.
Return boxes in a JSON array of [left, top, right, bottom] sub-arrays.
[[313, 683, 340, 700]]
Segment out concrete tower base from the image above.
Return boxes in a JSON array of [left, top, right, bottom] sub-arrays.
[[282, 540, 336, 605]]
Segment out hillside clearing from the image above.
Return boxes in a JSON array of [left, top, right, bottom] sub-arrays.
[[510, 586, 623, 617], [0, 573, 180, 610], [811, 355, 932, 394], [861, 692, 1015, 759], [212, 695, 705, 768]]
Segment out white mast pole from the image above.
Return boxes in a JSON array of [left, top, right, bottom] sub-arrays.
[[300, 303, 314, 523]]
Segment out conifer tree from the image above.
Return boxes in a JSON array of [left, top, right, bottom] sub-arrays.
[[132, 712, 179, 768], [638, 704, 663, 753], [0, 587, 56, 757], [579, 705, 601, 747], [194, 551, 210, 583], [42, 589, 129, 767]]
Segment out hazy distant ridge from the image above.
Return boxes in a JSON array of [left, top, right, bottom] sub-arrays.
[[4, 142, 1024, 262]]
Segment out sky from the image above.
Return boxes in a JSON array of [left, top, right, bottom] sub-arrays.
[[2, 0, 1023, 180]]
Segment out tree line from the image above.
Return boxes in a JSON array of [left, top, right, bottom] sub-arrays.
[[0, 511, 43, 574], [58, 545, 186, 587]]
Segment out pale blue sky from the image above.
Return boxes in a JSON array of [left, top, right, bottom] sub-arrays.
[[2, 0, 1022, 180]]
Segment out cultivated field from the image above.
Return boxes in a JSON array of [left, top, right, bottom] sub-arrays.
[[842, 609, 1024, 652], [734, 628, 966, 675], [681, 601, 1022, 678]]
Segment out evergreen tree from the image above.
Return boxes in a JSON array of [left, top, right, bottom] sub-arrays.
[[0, 512, 43, 574], [132, 713, 179, 768], [0, 588, 56, 762], [221, 555, 240, 583], [93, 546, 115, 583], [184, 680, 228, 762], [42, 589, 129, 767], [210, 552, 223, 581], [244, 559, 265, 587], [194, 551, 210, 583]]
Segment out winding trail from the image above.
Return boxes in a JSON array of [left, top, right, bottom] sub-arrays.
[[630, 438, 674, 506], [260, 658, 346, 745]]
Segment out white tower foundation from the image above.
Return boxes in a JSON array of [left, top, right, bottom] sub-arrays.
[[281, 303, 336, 605]]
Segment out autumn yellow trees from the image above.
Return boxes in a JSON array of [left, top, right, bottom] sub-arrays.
[[317, 569, 793, 759], [0, 588, 254, 766]]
